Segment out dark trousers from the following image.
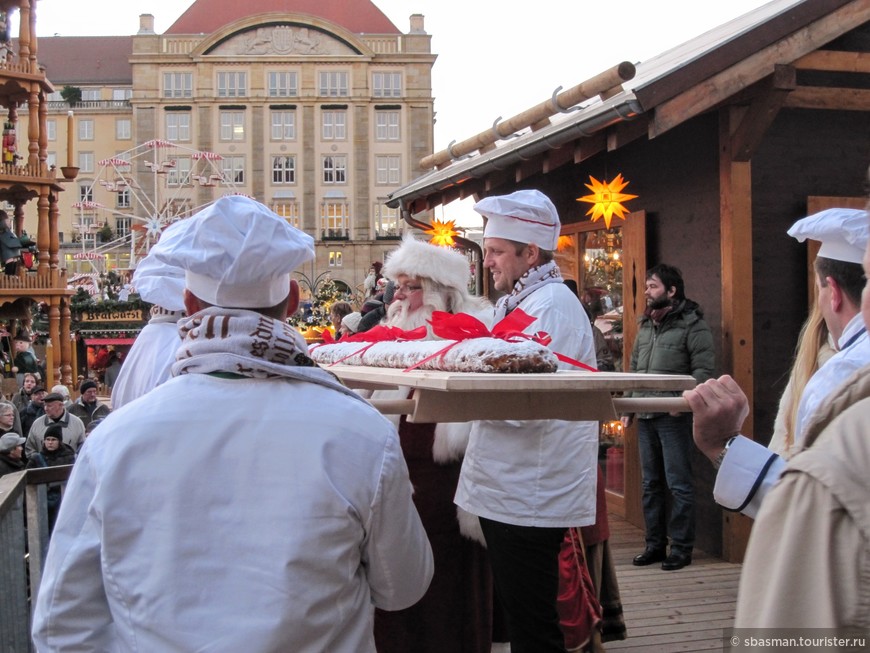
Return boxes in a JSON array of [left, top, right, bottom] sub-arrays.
[[637, 414, 696, 554], [479, 517, 567, 653]]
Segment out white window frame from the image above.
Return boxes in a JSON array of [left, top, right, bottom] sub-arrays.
[[373, 72, 402, 98], [78, 183, 94, 203], [81, 88, 101, 102], [374, 202, 401, 238], [322, 156, 347, 184], [321, 111, 346, 141], [112, 88, 133, 101], [268, 71, 298, 97], [318, 71, 349, 97], [273, 202, 301, 229], [221, 156, 245, 184], [329, 251, 343, 267], [165, 113, 191, 142], [167, 157, 191, 187], [46, 119, 56, 141], [270, 110, 296, 141], [116, 191, 131, 211], [375, 155, 401, 186], [163, 72, 193, 98], [217, 71, 247, 98], [78, 151, 95, 174], [78, 119, 94, 141], [115, 118, 131, 140], [375, 110, 400, 141], [219, 111, 245, 141], [320, 201, 349, 236], [271, 156, 296, 184]]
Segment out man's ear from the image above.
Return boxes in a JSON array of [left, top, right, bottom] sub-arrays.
[[667, 286, 677, 299], [524, 243, 540, 266], [183, 289, 204, 315], [285, 279, 300, 318], [827, 276, 844, 312]]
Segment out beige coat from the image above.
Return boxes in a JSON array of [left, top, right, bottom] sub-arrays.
[[735, 364, 870, 628]]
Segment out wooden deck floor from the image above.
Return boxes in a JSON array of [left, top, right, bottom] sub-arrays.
[[603, 514, 742, 652]]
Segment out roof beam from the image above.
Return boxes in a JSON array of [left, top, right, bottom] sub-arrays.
[[783, 86, 870, 111], [730, 65, 795, 162], [649, 0, 870, 138], [607, 116, 650, 152], [793, 49, 870, 73]]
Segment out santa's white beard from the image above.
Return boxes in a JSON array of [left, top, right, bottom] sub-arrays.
[[385, 300, 437, 334]]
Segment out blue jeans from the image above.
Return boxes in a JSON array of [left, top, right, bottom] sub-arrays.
[[637, 414, 695, 555]]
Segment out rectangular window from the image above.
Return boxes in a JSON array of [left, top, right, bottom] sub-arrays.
[[112, 88, 132, 101], [81, 88, 101, 102], [167, 157, 191, 187], [115, 118, 131, 140], [322, 156, 347, 184], [219, 111, 245, 141], [268, 71, 298, 97], [78, 151, 95, 173], [321, 201, 349, 236], [273, 202, 301, 229], [47, 152, 57, 169], [318, 71, 348, 97], [321, 111, 346, 140], [78, 184, 93, 203], [78, 119, 94, 140], [166, 114, 191, 142], [217, 71, 247, 98], [221, 156, 245, 184], [375, 155, 401, 185], [115, 216, 131, 237], [46, 119, 56, 141], [163, 72, 193, 98], [271, 156, 296, 184], [329, 251, 343, 267], [375, 110, 400, 141], [270, 110, 295, 141], [116, 191, 131, 210], [374, 202, 401, 238], [373, 72, 402, 98]]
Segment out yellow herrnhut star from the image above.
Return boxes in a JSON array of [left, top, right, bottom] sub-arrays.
[[577, 174, 638, 228], [425, 219, 459, 247]]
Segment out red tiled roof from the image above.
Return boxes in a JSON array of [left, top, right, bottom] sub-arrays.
[[166, 0, 401, 35], [34, 36, 133, 85]]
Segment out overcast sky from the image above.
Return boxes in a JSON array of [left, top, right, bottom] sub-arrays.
[[25, 0, 772, 225]]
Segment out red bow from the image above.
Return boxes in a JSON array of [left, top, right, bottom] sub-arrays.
[[325, 325, 427, 366], [402, 309, 597, 372]]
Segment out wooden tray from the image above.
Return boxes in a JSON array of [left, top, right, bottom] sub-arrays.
[[329, 365, 696, 423]]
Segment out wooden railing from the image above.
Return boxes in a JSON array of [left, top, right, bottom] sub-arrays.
[[0, 465, 72, 653]]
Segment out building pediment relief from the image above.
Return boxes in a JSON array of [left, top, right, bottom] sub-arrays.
[[209, 24, 358, 57]]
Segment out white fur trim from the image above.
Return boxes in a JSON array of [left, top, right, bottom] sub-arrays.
[[456, 507, 486, 546], [432, 422, 470, 463], [382, 234, 469, 291]]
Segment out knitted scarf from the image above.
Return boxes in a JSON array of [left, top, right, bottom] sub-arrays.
[[172, 307, 366, 404], [495, 260, 563, 320]]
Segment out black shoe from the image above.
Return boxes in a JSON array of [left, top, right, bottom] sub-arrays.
[[661, 552, 692, 570], [632, 548, 667, 566]]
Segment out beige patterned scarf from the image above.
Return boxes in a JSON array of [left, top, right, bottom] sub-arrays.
[[172, 307, 365, 403], [494, 260, 563, 320]]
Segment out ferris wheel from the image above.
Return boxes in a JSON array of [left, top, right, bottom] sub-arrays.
[[73, 140, 248, 270]]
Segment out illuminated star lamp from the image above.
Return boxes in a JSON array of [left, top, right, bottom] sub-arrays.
[[556, 235, 574, 252], [425, 219, 459, 247], [576, 173, 638, 228]]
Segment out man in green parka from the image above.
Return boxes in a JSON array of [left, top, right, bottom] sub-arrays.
[[622, 263, 714, 571]]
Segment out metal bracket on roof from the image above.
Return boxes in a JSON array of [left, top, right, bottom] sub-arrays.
[[491, 117, 522, 143], [446, 140, 473, 162], [550, 86, 584, 114]]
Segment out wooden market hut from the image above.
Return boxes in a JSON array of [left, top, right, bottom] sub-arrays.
[[387, 0, 870, 561]]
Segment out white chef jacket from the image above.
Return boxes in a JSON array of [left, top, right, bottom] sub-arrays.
[[714, 313, 870, 518], [455, 282, 599, 527], [32, 373, 433, 653], [110, 317, 182, 410]]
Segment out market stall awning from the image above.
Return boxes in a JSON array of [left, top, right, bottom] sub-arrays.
[[84, 337, 135, 346]]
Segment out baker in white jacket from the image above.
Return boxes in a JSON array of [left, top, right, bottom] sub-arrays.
[[454, 189, 598, 653], [32, 196, 433, 653]]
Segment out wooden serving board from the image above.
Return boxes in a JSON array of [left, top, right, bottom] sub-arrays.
[[329, 365, 696, 423]]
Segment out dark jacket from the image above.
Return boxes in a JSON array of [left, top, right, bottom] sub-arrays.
[[21, 401, 45, 437], [0, 227, 21, 262], [629, 299, 715, 415], [0, 452, 25, 477], [68, 397, 111, 427], [27, 441, 76, 469]]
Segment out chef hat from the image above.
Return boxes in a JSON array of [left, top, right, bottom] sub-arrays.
[[132, 246, 186, 313], [476, 189, 561, 251], [787, 208, 869, 264], [150, 195, 315, 308], [341, 311, 363, 333]]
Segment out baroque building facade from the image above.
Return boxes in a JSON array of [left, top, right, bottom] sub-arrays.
[[23, 0, 435, 300]]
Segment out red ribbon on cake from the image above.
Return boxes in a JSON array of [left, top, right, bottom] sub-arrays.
[[402, 310, 597, 372], [325, 325, 428, 366]]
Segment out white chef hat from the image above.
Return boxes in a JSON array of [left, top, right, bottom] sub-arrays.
[[787, 208, 869, 264], [475, 189, 561, 251], [150, 195, 315, 308], [132, 247, 186, 313]]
